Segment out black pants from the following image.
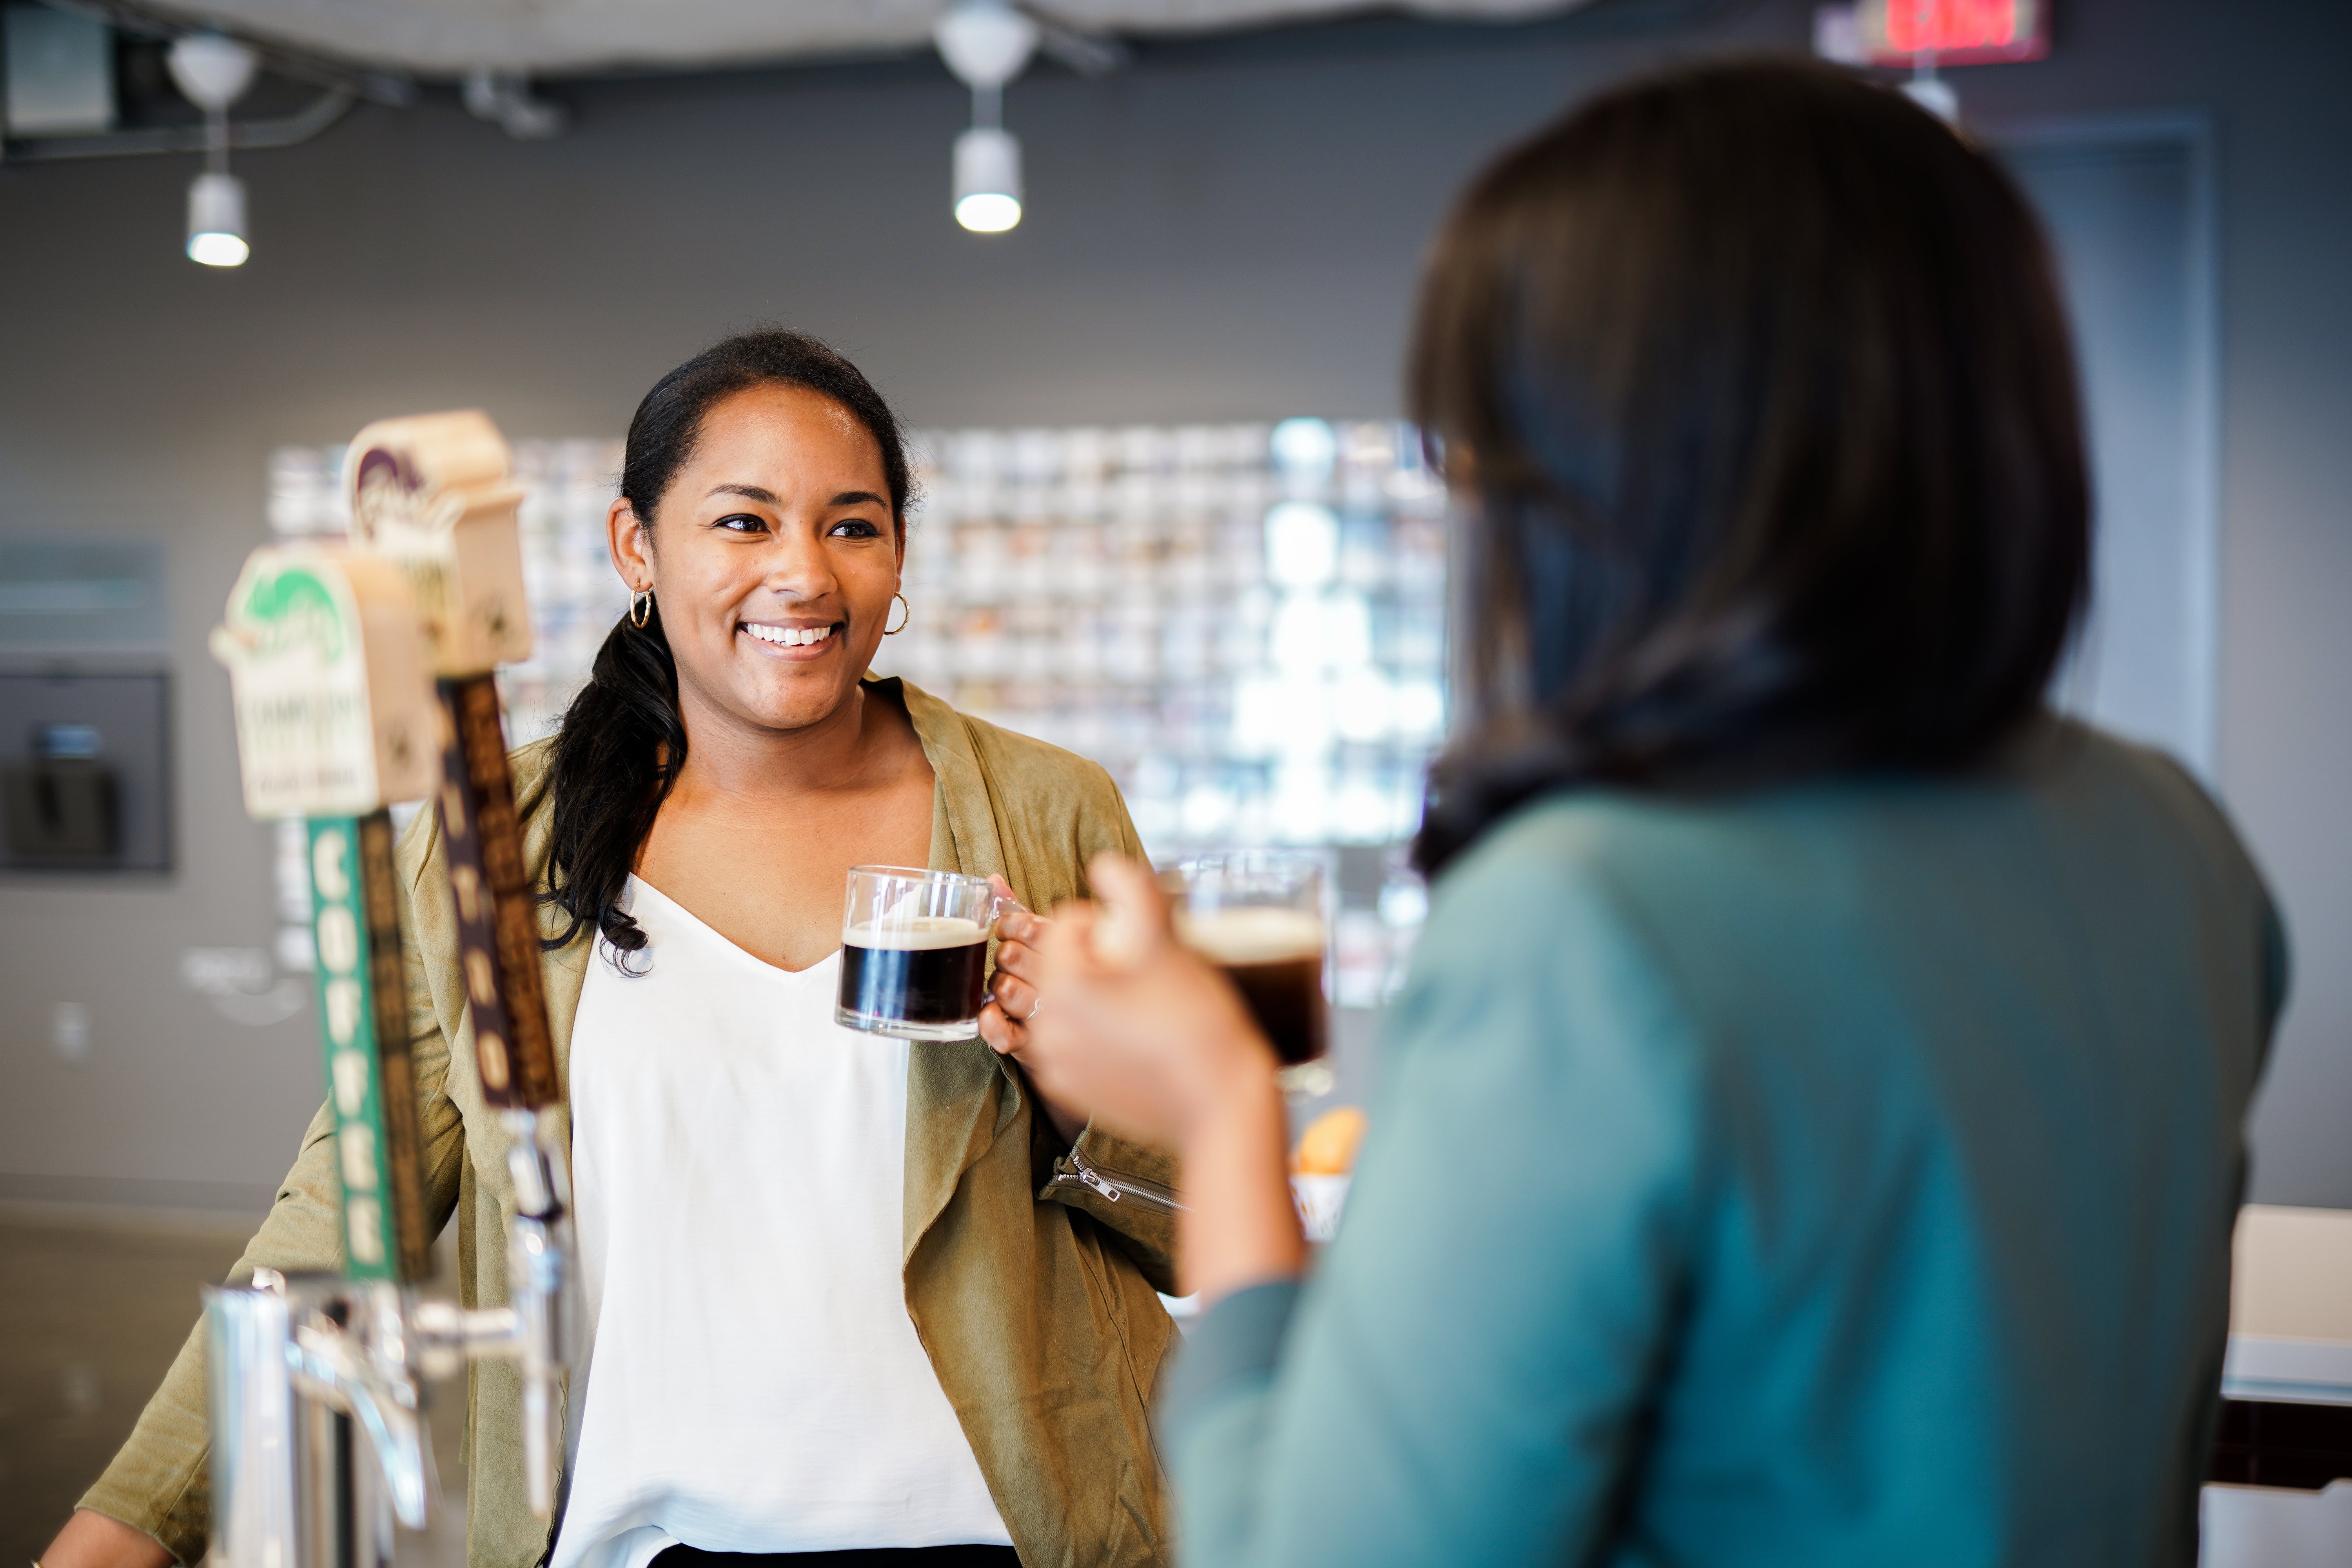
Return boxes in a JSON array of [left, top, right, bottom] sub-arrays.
[[652, 1545, 1019, 1568]]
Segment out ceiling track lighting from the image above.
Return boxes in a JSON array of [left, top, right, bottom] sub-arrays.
[[167, 33, 261, 267], [463, 71, 570, 140], [935, 0, 1039, 233]]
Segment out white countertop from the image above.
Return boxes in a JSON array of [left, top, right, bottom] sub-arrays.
[[2225, 1205, 2352, 1406]]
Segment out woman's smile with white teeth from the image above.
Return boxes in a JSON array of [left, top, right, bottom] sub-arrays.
[[742, 621, 838, 648]]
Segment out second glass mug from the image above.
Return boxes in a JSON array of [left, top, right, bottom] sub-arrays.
[[836, 866, 1012, 1042], [1162, 850, 1332, 1096]]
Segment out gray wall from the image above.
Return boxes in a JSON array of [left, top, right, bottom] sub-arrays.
[[2, 0, 2347, 1211]]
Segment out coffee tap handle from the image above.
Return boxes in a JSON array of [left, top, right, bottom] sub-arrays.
[[334, 410, 559, 1114], [213, 546, 441, 1284], [435, 674, 564, 1112]]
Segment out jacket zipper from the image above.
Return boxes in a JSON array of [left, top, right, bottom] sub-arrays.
[[1053, 1144, 1184, 1213]]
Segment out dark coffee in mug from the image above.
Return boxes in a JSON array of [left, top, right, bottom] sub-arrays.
[[838, 916, 989, 1038], [1179, 907, 1328, 1066]]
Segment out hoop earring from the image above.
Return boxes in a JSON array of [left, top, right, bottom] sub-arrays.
[[629, 588, 653, 630], [884, 592, 911, 636]]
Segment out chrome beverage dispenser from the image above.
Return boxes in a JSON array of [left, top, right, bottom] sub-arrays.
[[204, 410, 570, 1568]]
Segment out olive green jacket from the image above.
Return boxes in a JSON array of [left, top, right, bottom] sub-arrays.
[[85, 678, 1181, 1568]]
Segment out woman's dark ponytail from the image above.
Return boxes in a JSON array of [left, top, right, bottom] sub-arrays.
[[540, 328, 912, 957], [541, 599, 686, 956]]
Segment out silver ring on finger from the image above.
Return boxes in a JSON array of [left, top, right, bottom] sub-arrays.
[[1026, 996, 1044, 1022]]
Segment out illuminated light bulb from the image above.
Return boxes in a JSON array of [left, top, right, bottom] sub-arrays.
[[189, 232, 250, 267], [956, 193, 1022, 233], [953, 126, 1022, 233], [187, 171, 249, 267]]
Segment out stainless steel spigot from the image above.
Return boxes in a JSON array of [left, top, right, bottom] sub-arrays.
[[287, 1281, 433, 1529], [206, 1161, 575, 1568], [405, 1109, 572, 1519], [502, 1107, 570, 1517], [205, 1272, 437, 1568], [206, 1279, 298, 1568]]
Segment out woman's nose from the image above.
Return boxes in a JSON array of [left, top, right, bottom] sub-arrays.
[[758, 528, 839, 596]]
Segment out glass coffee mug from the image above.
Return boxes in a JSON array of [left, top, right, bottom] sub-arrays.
[[1163, 851, 1332, 1096], [837, 866, 1007, 1042]]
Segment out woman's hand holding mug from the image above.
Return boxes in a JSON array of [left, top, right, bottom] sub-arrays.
[[978, 875, 1089, 1144], [1021, 854, 1307, 1302]]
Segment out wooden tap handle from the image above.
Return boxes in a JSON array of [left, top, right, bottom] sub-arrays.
[[435, 673, 562, 1111]]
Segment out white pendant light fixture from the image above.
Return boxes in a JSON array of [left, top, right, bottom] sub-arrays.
[[167, 33, 260, 266], [185, 171, 249, 266], [934, 0, 1038, 234]]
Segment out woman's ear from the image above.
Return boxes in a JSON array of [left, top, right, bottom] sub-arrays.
[[608, 497, 653, 590]]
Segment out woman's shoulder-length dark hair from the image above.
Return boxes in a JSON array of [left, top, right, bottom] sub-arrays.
[[540, 327, 913, 958], [1409, 57, 2090, 877]]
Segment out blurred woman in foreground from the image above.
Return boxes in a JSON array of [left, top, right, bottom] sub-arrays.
[[1012, 60, 2285, 1568]]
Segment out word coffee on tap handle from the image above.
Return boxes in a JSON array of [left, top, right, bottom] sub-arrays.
[[308, 811, 435, 1277], [211, 545, 436, 1281]]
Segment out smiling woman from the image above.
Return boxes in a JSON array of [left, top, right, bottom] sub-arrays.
[[57, 329, 1181, 1568], [524, 330, 1181, 1568], [544, 338, 926, 966], [602, 377, 925, 972]]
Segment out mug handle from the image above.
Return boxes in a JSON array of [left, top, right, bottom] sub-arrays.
[[981, 879, 1033, 1014], [983, 875, 1032, 933]]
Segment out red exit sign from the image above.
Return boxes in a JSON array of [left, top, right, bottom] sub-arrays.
[[1857, 0, 2049, 64]]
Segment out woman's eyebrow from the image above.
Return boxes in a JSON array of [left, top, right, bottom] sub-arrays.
[[702, 483, 886, 510]]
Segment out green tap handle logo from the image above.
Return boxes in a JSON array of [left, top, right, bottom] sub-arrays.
[[211, 545, 437, 820]]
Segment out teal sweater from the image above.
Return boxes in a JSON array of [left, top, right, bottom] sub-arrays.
[[1161, 720, 2283, 1568]]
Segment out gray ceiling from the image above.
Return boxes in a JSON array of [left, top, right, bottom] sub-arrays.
[[129, 0, 1595, 75]]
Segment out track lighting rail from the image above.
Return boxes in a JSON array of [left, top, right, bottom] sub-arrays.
[[1, 85, 353, 163], [45, 0, 414, 103]]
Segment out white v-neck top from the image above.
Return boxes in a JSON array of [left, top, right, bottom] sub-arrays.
[[548, 876, 1011, 1568]]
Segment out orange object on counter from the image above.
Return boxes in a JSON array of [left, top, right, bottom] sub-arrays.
[[1294, 1105, 1367, 1175]]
